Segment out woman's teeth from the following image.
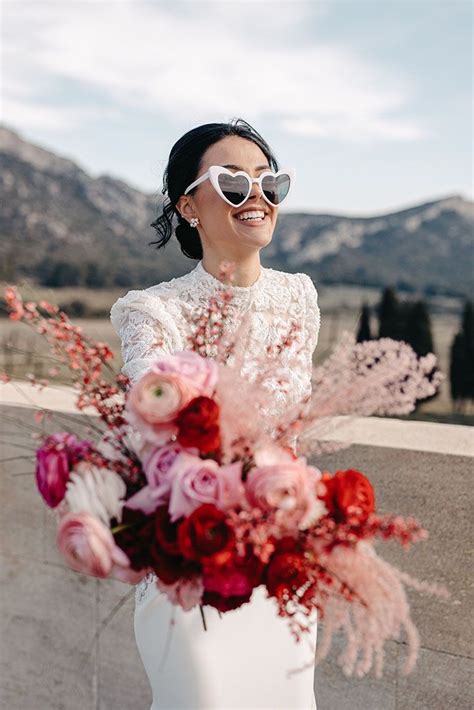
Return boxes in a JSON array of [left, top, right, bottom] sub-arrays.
[[236, 212, 266, 222]]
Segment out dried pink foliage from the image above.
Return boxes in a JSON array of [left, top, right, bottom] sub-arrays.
[[3, 285, 127, 428]]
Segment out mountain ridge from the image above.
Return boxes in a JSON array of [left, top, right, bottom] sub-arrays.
[[1, 124, 472, 297]]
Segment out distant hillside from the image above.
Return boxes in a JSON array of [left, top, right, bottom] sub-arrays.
[[1, 124, 473, 297], [0, 124, 184, 287], [266, 194, 474, 297]]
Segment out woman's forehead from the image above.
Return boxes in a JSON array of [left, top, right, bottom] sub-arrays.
[[202, 136, 268, 168]]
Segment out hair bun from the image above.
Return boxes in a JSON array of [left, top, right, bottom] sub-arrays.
[[175, 220, 203, 260]]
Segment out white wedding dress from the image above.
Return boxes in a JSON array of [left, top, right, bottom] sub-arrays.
[[110, 259, 321, 710]]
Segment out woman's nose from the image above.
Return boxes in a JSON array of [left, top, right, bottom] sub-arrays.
[[248, 180, 264, 201]]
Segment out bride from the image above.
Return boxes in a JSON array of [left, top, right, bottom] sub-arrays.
[[110, 118, 321, 710]]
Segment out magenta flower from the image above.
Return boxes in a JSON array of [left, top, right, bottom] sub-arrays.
[[35, 433, 92, 508]]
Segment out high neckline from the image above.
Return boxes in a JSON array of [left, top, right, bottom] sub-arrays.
[[193, 259, 267, 292]]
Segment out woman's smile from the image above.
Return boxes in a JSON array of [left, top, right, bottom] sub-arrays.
[[233, 214, 270, 227]]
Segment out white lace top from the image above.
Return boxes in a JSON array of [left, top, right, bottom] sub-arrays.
[[110, 259, 321, 601], [110, 259, 320, 409]]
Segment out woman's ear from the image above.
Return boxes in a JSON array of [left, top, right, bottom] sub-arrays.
[[175, 195, 196, 222]]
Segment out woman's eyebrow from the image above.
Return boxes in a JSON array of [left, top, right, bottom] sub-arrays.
[[222, 164, 270, 172]]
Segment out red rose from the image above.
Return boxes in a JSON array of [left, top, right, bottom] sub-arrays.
[[150, 547, 201, 584], [319, 468, 375, 523], [177, 503, 235, 565], [202, 543, 265, 599], [265, 543, 308, 600], [114, 503, 203, 582], [175, 396, 221, 454], [272, 535, 305, 555], [150, 505, 201, 583], [154, 504, 181, 555], [113, 506, 155, 571], [202, 590, 252, 612]]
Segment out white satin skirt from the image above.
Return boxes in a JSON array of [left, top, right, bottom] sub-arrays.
[[134, 576, 318, 710]]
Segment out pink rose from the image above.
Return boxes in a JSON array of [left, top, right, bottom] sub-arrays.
[[152, 351, 218, 396], [167, 452, 245, 523], [143, 442, 199, 486], [125, 442, 199, 515], [245, 445, 324, 529], [57, 511, 135, 579], [36, 433, 92, 508]]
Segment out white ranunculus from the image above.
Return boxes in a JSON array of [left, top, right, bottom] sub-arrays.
[[96, 424, 147, 464], [64, 462, 127, 525]]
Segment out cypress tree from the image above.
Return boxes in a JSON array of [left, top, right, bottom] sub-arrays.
[[357, 303, 372, 342], [449, 300, 474, 410], [461, 301, 474, 400], [377, 287, 404, 339], [405, 299, 434, 357], [449, 332, 466, 409]]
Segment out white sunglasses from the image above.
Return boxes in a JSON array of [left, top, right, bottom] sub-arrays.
[[184, 165, 295, 208]]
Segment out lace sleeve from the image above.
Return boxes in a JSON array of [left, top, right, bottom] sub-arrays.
[[300, 273, 321, 356], [289, 274, 321, 406], [110, 289, 182, 383]]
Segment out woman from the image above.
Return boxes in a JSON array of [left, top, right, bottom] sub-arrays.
[[110, 118, 321, 709]]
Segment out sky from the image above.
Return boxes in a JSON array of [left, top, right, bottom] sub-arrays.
[[1, 0, 472, 215]]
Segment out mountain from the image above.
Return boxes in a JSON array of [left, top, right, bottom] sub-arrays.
[[0, 124, 184, 288], [266, 194, 474, 297], [1, 124, 473, 297]]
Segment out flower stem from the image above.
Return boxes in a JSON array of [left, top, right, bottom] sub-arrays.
[[111, 523, 133, 534], [199, 604, 207, 631]]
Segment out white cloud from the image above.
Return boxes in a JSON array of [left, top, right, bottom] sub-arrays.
[[2, 0, 427, 143]]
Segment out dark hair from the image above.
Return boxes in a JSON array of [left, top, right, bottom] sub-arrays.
[[149, 117, 280, 259]]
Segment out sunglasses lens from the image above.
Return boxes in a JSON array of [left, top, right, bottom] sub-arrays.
[[262, 173, 291, 205], [217, 173, 249, 205]]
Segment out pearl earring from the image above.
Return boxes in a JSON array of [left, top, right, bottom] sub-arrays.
[[189, 217, 199, 228]]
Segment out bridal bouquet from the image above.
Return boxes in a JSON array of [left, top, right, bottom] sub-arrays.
[[2, 263, 447, 678]]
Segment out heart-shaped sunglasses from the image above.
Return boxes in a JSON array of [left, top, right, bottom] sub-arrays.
[[184, 165, 295, 208]]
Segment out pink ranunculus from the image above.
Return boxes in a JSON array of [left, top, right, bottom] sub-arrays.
[[126, 370, 201, 444], [109, 564, 148, 585], [155, 575, 205, 611], [125, 442, 200, 515], [167, 452, 245, 523], [35, 433, 93, 508], [152, 351, 218, 397], [245, 444, 325, 529], [57, 511, 133, 579]]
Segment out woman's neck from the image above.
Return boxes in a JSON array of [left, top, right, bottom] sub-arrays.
[[200, 254, 262, 287]]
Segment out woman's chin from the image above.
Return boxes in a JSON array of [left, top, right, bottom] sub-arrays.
[[231, 221, 273, 243]]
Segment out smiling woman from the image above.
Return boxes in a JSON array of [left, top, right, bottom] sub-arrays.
[[149, 118, 292, 285], [110, 117, 321, 709]]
